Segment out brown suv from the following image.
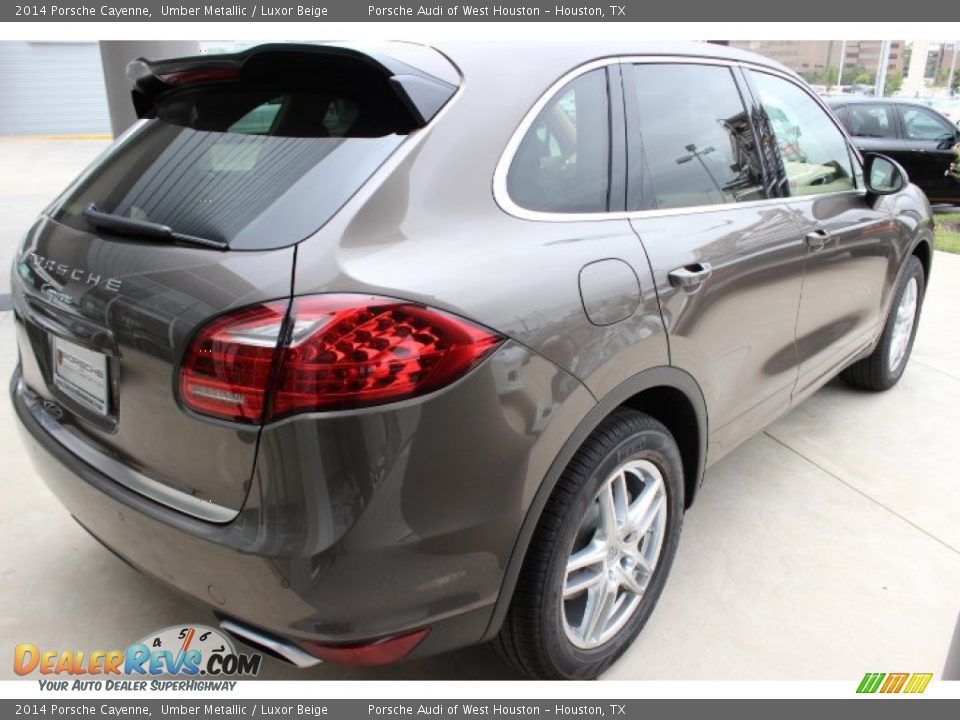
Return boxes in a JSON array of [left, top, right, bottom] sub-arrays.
[[11, 42, 932, 679]]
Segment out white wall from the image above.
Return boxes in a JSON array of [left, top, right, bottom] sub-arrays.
[[0, 42, 111, 136]]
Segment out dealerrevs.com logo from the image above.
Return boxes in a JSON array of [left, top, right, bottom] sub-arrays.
[[14, 625, 262, 686]]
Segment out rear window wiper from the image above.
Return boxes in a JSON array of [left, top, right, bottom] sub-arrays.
[[82, 204, 228, 251]]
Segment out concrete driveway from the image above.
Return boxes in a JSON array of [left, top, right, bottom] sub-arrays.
[[0, 138, 958, 681]]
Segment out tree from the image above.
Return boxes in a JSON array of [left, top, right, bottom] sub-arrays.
[[846, 64, 873, 85], [824, 66, 840, 87], [802, 66, 840, 87], [885, 71, 903, 96]]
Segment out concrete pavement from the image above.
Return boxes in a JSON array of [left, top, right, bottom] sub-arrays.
[[0, 139, 957, 681]]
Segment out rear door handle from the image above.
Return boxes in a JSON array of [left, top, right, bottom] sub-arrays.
[[805, 229, 832, 251], [668, 262, 713, 289]]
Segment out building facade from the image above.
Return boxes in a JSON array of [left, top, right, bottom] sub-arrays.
[[731, 40, 905, 83]]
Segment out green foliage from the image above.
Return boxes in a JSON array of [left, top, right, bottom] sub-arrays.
[[935, 213, 960, 254], [934, 67, 959, 92], [845, 64, 874, 85], [885, 72, 903, 96], [948, 145, 960, 181], [802, 66, 841, 87]]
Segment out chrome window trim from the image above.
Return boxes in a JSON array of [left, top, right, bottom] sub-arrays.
[[492, 54, 868, 223]]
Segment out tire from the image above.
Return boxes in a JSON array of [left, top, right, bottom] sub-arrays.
[[841, 255, 925, 392], [493, 409, 684, 679]]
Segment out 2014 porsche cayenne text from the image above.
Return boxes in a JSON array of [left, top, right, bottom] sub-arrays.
[[10, 42, 932, 679]]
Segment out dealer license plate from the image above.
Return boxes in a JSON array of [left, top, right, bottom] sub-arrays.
[[52, 337, 109, 416]]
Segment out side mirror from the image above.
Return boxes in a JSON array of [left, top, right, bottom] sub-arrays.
[[863, 153, 908, 195]]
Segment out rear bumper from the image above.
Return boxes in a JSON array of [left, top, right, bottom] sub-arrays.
[[10, 340, 594, 662]]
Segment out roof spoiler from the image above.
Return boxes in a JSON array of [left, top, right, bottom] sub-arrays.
[[127, 43, 458, 128]]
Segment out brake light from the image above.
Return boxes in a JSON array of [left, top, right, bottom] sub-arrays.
[[158, 68, 240, 85], [298, 628, 429, 666], [179, 295, 503, 423]]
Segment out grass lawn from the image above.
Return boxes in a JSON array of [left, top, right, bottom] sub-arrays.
[[934, 212, 960, 255]]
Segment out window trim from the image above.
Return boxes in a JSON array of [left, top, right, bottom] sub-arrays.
[[493, 55, 868, 223], [730, 64, 779, 200]]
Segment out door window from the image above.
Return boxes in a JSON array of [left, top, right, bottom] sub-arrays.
[[507, 69, 610, 213], [901, 106, 955, 142], [628, 64, 765, 209], [846, 104, 897, 139], [748, 71, 856, 197]]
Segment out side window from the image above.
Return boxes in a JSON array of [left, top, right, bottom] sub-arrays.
[[507, 69, 610, 213], [901, 106, 955, 142], [748, 71, 856, 197], [628, 64, 764, 210], [846, 104, 897, 139]]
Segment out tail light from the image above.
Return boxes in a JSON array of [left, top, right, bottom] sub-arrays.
[[179, 302, 288, 422], [179, 295, 503, 423]]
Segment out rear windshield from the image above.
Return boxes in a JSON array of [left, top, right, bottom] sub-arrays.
[[48, 85, 407, 250]]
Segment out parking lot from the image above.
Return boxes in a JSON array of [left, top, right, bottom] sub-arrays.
[[0, 137, 958, 681]]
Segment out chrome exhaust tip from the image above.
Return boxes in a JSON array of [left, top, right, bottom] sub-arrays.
[[219, 617, 321, 668]]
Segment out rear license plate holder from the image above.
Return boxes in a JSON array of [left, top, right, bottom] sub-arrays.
[[52, 337, 110, 416]]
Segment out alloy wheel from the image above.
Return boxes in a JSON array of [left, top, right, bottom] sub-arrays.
[[888, 277, 918, 373], [561, 459, 668, 649]]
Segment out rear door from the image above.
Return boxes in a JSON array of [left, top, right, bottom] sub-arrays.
[[624, 61, 807, 463], [12, 44, 455, 521], [744, 69, 900, 401], [839, 102, 903, 156]]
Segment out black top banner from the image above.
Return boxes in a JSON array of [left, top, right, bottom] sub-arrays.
[[3, 0, 950, 21]]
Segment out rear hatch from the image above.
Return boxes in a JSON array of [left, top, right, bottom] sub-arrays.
[[11, 43, 458, 521]]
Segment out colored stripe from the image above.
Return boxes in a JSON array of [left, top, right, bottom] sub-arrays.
[[904, 673, 933, 693], [857, 672, 885, 693], [883, 673, 908, 692]]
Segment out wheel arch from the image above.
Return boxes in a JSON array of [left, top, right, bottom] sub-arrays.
[[482, 365, 708, 642], [911, 237, 932, 287]]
